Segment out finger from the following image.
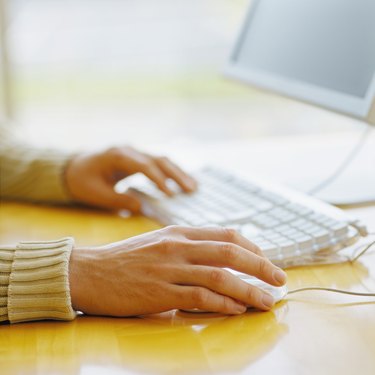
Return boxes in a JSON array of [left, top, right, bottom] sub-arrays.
[[154, 157, 197, 192], [183, 240, 287, 287], [141, 163, 175, 196], [173, 266, 274, 311], [181, 226, 264, 257], [173, 285, 247, 314], [88, 182, 142, 212], [109, 148, 173, 196], [109, 192, 142, 213]]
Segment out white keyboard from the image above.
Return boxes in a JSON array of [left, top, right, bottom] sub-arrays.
[[131, 167, 367, 268]]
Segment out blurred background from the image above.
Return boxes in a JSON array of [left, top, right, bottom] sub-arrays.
[[2, 0, 362, 152]]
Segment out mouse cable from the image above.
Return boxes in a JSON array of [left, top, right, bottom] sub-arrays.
[[288, 287, 375, 297], [308, 124, 372, 196], [288, 237, 375, 297], [351, 237, 375, 263]]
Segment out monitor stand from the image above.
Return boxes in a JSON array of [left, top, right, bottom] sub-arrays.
[[225, 126, 375, 207], [285, 126, 375, 206], [311, 132, 375, 206]]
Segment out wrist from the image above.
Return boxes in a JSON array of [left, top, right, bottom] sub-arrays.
[[69, 247, 85, 311], [63, 153, 82, 203], [69, 246, 99, 314]]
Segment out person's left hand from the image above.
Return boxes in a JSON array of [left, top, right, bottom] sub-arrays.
[[65, 146, 197, 212]]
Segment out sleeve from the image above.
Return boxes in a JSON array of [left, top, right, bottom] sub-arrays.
[[0, 237, 76, 323], [0, 124, 73, 204]]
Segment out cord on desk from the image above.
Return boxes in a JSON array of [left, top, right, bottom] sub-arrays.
[[288, 287, 375, 297], [288, 238, 375, 298], [351, 238, 375, 263], [308, 125, 372, 195]]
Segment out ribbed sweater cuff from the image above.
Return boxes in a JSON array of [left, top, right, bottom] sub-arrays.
[[7, 238, 76, 323]]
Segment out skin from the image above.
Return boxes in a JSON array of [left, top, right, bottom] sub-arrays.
[[65, 146, 197, 212], [65, 147, 287, 317]]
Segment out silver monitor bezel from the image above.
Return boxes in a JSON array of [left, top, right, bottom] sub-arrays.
[[224, 0, 375, 125]]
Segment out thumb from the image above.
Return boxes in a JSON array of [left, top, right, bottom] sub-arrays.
[[93, 185, 142, 213], [109, 192, 142, 213]]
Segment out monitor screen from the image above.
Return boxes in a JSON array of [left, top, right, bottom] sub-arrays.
[[227, 0, 375, 120]]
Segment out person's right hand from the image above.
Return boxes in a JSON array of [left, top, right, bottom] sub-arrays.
[[69, 226, 287, 317]]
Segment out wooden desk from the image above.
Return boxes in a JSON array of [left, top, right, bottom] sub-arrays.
[[1, 201, 374, 375]]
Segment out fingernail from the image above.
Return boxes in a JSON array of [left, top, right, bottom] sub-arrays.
[[273, 269, 287, 285], [234, 304, 247, 314], [262, 294, 274, 309]]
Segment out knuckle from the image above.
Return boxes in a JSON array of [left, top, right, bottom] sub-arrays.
[[222, 296, 233, 313], [257, 258, 269, 276], [221, 243, 239, 262], [245, 286, 258, 303], [223, 227, 238, 242], [106, 146, 122, 159], [164, 225, 180, 234], [209, 269, 227, 286], [158, 237, 174, 252], [156, 156, 170, 164], [191, 288, 209, 308], [106, 146, 135, 162], [163, 225, 191, 240], [221, 296, 229, 311], [139, 160, 153, 172], [252, 244, 263, 256], [142, 264, 159, 277]]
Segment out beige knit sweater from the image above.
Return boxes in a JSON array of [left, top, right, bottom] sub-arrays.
[[0, 238, 76, 323], [0, 123, 76, 323]]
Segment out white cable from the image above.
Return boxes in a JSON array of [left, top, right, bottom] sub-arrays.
[[288, 287, 375, 297], [308, 125, 372, 195], [351, 238, 375, 262], [288, 237, 375, 298]]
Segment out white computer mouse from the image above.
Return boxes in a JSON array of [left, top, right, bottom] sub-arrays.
[[180, 274, 288, 313], [238, 274, 288, 304]]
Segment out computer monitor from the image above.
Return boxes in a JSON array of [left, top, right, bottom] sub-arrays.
[[225, 0, 375, 205], [225, 0, 375, 125]]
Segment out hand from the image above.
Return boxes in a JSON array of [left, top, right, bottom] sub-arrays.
[[65, 146, 197, 212], [69, 226, 287, 316]]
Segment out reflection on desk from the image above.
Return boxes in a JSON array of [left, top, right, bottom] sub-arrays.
[[1, 306, 288, 375]]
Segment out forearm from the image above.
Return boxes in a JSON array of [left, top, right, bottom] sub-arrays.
[[0, 125, 73, 204], [0, 238, 76, 323]]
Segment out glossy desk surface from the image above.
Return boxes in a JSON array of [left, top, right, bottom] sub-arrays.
[[1, 201, 375, 375]]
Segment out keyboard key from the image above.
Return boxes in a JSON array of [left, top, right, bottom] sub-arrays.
[[279, 242, 298, 257], [262, 246, 280, 258], [250, 199, 274, 212], [303, 228, 331, 244], [255, 242, 279, 255], [187, 217, 209, 226], [329, 222, 348, 238], [258, 191, 288, 205], [200, 212, 223, 223], [284, 203, 313, 216], [225, 209, 257, 223], [240, 223, 261, 238], [295, 235, 314, 252]]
